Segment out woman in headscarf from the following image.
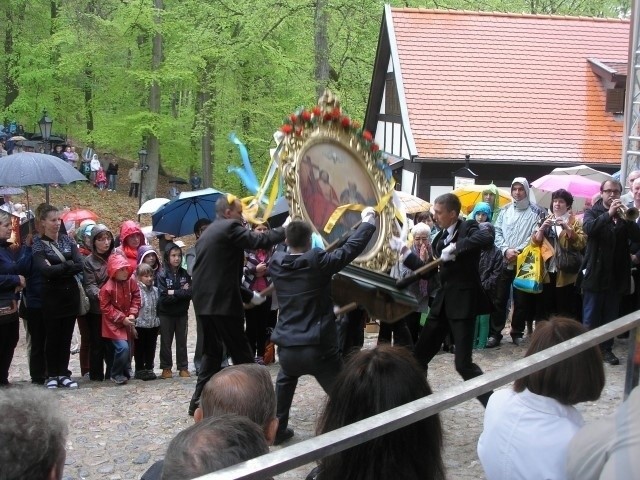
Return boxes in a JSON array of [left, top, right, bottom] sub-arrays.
[[470, 202, 493, 224], [481, 184, 501, 223]]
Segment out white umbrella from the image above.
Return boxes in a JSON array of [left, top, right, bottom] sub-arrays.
[[138, 197, 170, 215], [394, 191, 431, 214], [549, 165, 612, 184]]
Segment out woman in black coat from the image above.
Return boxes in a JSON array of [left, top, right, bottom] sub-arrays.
[[32, 204, 84, 389], [0, 210, 26, 386]]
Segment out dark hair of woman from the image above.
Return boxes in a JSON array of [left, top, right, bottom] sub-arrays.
[[550, 188, 574, 209], [514, 316, 605, 405], [415, 211, 433, 223], [315, 345, 445, 480]]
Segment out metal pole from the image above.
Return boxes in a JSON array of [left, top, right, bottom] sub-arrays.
[[202, 312, 640, 480], [621, 0, 640, 187], [137, 168, 144, 222], [625, 327, 639, 398]]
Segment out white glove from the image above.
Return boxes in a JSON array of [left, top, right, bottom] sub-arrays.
[[282, 216, 292, 228], [361, 207, 377, 224], [250, 291, 266, 306], [389, 236, 406, 253], [441, 243, 456, 262]]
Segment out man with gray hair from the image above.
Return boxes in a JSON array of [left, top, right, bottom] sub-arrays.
[[0, 388, 68, 480], [161, 414, 269, 480], [620, 169, 640, 205], [194, 363, 278, 445]]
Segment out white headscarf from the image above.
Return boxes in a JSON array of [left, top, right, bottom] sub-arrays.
[[511, 177, 530, 210]]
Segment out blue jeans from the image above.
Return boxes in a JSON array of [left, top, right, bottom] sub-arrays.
[[108, 174, 117, 191], [582, 291, 621, 352], [108, 340, 130, 379]]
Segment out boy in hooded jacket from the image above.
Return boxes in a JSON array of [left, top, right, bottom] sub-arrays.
[[99, 254, 141, 385], [156, 242, 192, 379]]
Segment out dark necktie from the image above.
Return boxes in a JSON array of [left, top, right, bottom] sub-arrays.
[[436, 229, 449, 256]]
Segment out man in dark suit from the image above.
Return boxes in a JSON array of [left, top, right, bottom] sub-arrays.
[[188, 194, 285, 415], [393, 193, 493, 406], [269, 209, 377, 444]]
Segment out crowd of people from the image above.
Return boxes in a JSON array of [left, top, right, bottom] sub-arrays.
[[0, 171, 639, 479]]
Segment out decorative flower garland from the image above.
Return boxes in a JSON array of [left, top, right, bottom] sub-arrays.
[[279, 105, 392, 179]]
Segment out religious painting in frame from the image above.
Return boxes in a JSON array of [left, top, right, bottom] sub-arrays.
[[277, 90, 396, 272]]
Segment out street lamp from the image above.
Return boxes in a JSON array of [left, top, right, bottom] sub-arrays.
[[38, 110, 53, 154], [137, 148, 148, 221]]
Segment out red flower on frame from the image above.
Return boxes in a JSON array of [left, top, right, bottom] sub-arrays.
[[323, 112, 333, 122], [301, 110, 312, 122], [371, 143, 380, 152], [341, 117, 351, 128], [312, 106, 322, 116], [331, 107, 341, 119], [281, 124, 293, 134], [362, 130, 373, 142], [290, 114, 298, 123]]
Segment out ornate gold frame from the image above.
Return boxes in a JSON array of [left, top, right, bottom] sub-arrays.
[[278, 91, 395, 271]]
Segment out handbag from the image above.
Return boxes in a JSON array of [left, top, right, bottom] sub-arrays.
[[75, 275, 90, 316], [555, 242, 583, 274], [42, 239, 88, 316], [513, 243, 544, 294], [0, 299, 17, 316]]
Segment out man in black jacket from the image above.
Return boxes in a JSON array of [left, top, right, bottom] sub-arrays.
[[188, 194, 285, 415], [582, 179, 640, 365], [269, 208, 377, 444], [393, 193, 493, 406]]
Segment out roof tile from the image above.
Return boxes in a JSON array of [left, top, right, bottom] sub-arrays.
[[390, 9, 629, 164]]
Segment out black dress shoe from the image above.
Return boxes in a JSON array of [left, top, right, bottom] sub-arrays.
[[486, 336, 500, 348], [603, 351, 620, 366], [274, 428, 294, 445]]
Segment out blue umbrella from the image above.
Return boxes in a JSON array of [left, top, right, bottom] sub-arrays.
[[152, 188, 223, 237]]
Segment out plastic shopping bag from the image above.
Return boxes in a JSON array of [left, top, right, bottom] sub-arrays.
[[513, 243, 544, 294]]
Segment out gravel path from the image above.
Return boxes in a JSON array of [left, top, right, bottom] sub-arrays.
[[6, 310, 630, 480]]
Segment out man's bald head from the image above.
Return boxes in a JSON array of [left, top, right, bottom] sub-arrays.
[[197, 364, 278, 444]]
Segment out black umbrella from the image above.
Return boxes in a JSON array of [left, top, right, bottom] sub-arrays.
[[29, 134, 66, 144], [0, 152, 87, 203], [168, 177, 189, 185]]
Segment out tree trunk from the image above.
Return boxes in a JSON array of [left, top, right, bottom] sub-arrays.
[[84, 65, 94, 135], [3, 5, 18, 113], [314, 0, 330, 98], [143, 0, 163, 203], [197, 63, 215, 189]]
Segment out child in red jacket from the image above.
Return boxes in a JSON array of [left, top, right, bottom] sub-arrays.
[[99, 254, 141, 385]]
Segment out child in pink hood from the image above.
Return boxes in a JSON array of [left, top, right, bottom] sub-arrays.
[[95, 166, 107, 190], [99, 254, 141, 384]]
